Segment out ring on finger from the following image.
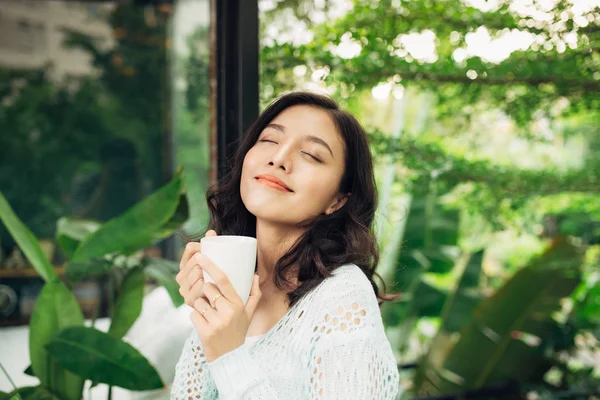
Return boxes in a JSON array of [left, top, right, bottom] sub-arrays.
[[200, 307, 210, 317], [186, 267, 203, 290], [210, 294, 222, 308]]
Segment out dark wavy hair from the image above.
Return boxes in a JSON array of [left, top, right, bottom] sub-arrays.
[[205, 91, 395, 307]]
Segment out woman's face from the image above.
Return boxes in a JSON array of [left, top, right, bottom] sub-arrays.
[[240, 105, 347, 226]]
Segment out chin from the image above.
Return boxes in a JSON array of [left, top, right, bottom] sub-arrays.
[[241, 195, 303, 225]]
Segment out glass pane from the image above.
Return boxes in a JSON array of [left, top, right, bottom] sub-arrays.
[[0, 0, 210, 322], [172, 0, 211, 238]]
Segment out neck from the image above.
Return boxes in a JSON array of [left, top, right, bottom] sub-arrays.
[[255, 219, 304, 297]]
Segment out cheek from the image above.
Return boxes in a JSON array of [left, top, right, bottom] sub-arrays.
[[300, 171, 342, 207], [241, 149, 259, 180]]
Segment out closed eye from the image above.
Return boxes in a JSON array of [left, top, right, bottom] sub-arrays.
[[259, 139, 278, 144], [302, 152, 322, 163]]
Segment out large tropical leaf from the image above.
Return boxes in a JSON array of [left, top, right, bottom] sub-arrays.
[[71, 171, 186, 262], [383, 190, 460, 360], [29, 281, 85, 400], [413, 239, 583, 396], [14, 387, 60, 400], [2, 386, 56, 400], [55, 217, 101, 259], [382, 281, 448, 327], [3, 386, 36, 399], [412, 251, 485, 389], [64, 257, 114, 282], [440, 250, 485, 333], [0, 192, 58, 283], [153, 193, 189, 237], [108, 268, 145, 339], [391, 193, 460, 295], [46, 327, 164, 391], [381, 189, 461, 363], [143, 257, 184, 307]]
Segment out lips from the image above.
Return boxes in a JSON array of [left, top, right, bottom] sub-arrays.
[[255, 174, 293, 192]]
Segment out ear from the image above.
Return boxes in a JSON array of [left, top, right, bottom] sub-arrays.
[[325, 193, 350, 215]]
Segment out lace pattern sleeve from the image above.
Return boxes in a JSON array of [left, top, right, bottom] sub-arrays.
[[306, 290, 400, 399], [171, 330, 219, 400]]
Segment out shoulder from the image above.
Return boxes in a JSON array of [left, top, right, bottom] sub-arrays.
[[301, 264, 383, 335], [320, 263, 377, 298]]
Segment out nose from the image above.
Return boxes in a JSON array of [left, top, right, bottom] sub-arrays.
[[268, 144, 292, 173]]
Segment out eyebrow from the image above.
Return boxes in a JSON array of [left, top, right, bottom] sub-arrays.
[[266, 123, 335, 159]]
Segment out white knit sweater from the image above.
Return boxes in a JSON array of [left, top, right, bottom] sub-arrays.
[[171, 264, 400, 399]]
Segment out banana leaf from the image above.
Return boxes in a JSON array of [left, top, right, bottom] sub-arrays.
[[46, 327, 164, 391], [383, 191, 460, 356], [71, 171, 187, 262], [64, 258, 113, 282], [441, 250, 485, 333], [2, 387, 37, 400], [108, 268, 145, 339], [412, 251, 485, 390], [143, 257, 184, 307], [29, 281, 85, 400], [55, 217, 101, 259], [413, 239, 583, 396], [389, 193, 460, 305], [0, 192, 58, 283]]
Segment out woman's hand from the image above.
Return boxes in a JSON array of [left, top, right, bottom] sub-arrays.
[[189, 255, 262, 362], [176, 230, 217, 307]]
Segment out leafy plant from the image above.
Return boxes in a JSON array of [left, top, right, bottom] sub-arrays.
[[413, 239, 584, 396], [0, 171, 189, 399], [381, 188, 461, 356]]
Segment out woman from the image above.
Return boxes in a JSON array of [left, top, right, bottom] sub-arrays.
[[172, 92, 399, 399]]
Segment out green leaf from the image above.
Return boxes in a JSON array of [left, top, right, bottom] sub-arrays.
[[412, 251, 485, 390], [64, 258, 113, 282], [23, 365, 34, 377], [441, 250, 485, 333], [458, 250, 484, 290], [394, 193, 460, 291], [46, 327, 164, 391], [0, 192, 58, 283], [3, 386, 37, 400], [143, 257, 184, 307], [385, 190, 460, 335], [410, 280, 448, 317], [108, 268, 145, 339], [22, 387, 60, 400], [155, 193, 190, 235], [413, 239, 583, 396], [29, 281, 85, 400], [56, 217, 101, 259], [71, 172, 185, 262]]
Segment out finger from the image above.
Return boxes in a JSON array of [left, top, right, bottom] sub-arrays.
[[190, 309, 209, 333], [195, 254, 239, 301], [176, 253, 203, 286], [245, 274, 262, 319], [178, 230, 218, 282], [182, 278, 206, 307], [180, 241, 201, 270], [179, 230, 217, 270], [193, 297, 218, 324], [184, 265, 204, 292], [202, 282, 228, 309]]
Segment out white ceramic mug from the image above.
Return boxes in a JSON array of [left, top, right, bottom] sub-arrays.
[[200, 235, 257, 305]]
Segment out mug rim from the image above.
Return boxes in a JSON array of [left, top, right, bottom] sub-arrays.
[[200, 235, 257, 244]]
